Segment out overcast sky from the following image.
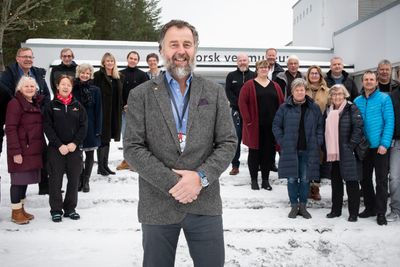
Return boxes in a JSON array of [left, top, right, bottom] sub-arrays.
[[159, 0, 298, 48]]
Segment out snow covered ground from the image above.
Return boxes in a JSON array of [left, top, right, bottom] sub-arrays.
[[1, 141, 399, 267]]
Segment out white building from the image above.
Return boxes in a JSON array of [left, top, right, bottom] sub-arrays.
[[292, 0, 400, 80]]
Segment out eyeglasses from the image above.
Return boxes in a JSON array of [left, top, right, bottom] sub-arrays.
[[62, 55, 73, 58], [18, 55, 34, 60], [310, 72, 320, 76], [331, 93, 344, 97]]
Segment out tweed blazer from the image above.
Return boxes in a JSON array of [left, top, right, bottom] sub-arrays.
[[123, 74, 237, 225]]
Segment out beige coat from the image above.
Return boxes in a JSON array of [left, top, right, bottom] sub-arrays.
[[306, 85, 329, 113]]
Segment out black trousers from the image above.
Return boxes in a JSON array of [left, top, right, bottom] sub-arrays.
[[47, 147, 82, 214], [142, 214, 224, 267], [330, 162, 360, 216], [361, 148, 389, 214], [248, 126, 274, 181]]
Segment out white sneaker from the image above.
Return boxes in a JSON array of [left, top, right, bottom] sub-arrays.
[[386, 212, 399, 222]]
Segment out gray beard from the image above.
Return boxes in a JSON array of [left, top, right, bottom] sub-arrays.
[[165, 59, 196, 80]]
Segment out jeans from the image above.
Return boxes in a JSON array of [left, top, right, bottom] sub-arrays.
[[390, 140, 400, 215], [231, 109, 242, 168], [361, 148, 389, 214], [287, 151, 309, 204], [142, 214, 225, 267]]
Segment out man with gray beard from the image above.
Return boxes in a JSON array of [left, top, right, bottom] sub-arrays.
[[225, 54, 255, 175], [123, 20, 237, 266]]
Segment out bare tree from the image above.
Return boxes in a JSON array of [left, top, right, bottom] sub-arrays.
[[0, 0, 49, 71]]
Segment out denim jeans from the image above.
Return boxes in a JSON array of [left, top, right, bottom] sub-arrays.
[[287, 150, 309, 204], [231, 108, 242, 168], [390, 140, 400, 215]]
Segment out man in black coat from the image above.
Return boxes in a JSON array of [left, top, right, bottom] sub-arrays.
[[49, 48, 77, 95], [0, 47, 51, 195], [324, 56, 359, 101], [225, 53, 255, 175], [266, 47, 284, 172], [118, 51, 149, 170]]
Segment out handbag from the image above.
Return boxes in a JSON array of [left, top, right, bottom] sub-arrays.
[[355, 136, 370, 160], [350, 105, 370, 160]]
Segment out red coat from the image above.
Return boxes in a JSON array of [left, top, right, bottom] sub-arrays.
[[239, 79, 284, 149], [5, 92, 45, 173]]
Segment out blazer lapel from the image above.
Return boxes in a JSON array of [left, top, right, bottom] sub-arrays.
[[151, 76, 181, 151], [186, 76, 202, 137]]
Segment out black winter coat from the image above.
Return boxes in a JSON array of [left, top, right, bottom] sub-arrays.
[[225, 68, 255, 110], [272, 95, 324, 181], [325, 70, 359, 101], [93, 68, 123, 143], [44, 97, 88, 149], [391, 87, 400, 139], [50, 61, 77, 95], [323, 102, 363, 181], [73, 79, 102, 149], [120, 66, 149, 106]]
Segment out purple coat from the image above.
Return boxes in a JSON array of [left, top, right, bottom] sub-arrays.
[[5, 92, 44, 173]]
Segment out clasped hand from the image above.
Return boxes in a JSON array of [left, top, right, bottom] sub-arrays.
[[59, 143, 77, 155], [169, 169, 202, 204]]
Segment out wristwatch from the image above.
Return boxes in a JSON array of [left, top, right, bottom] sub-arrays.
[[197, 170, 209, 188]]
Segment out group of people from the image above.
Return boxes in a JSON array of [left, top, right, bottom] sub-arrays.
[[226, 49, 400, 225], [1, 18, 400, 266], [0, 46, 163, 224]]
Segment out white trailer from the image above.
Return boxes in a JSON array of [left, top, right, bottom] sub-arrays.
[[22, 38, 351, 85]]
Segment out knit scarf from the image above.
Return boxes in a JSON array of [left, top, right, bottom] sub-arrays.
[[325, 101, 346, 161], [56, 93, 73, 105]]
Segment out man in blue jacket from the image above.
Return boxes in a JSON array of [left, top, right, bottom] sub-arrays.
[[354, 70, 394, 225]]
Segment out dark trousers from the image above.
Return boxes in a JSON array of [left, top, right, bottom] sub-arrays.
[[47, 147, 82, 214], [10, 185, 27, 204], [330, 162, 360, 216], [231, 109, 242, 168], [248, 126, 274, 181], [361, 148, 389, 214], [38, 145, 49, 191], [142, 214, 224, 267]]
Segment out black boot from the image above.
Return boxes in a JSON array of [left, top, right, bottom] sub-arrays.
[[97, 147, 109, 176], [251, 179, 260, 190], [82, 175, 90, 193], [82, 152, 94, 192], [261, 179, 272, 190], [78, 172, 84, 192], [103, 144, 116, 175]]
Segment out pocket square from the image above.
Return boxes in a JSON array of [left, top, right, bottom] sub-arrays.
[[198, 98, 209, 106]]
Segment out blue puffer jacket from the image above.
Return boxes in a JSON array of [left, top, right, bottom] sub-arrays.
[[272, 95, 324, 181], [354, 89, 394, 149]]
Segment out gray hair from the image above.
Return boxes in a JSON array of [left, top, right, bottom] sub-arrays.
[[328, 84, 350, 99], [15, 76, 38, 94], [158, 20, 199, 52], [287, 55, 299, 65], [378, 59, 392, 69], [291, 78, 307, 92], [76, 63, 94, 79]]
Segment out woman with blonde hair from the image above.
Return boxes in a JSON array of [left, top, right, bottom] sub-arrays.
[[73, 63, 102, 192], [94, 53, 123, 176]]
